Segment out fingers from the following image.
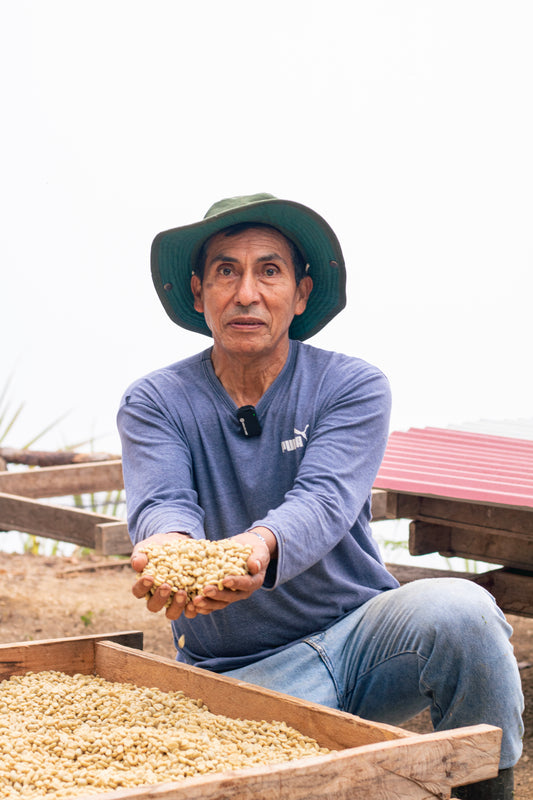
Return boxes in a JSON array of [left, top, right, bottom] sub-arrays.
[[223, 571, 264, 593], [165, 590, 190, 620], [132, 575, 154, 599], [130, 551, 149, 573], [132, 576, 190, 619]]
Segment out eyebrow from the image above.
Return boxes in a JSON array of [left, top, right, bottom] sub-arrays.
[[208, 252, 288, 267]]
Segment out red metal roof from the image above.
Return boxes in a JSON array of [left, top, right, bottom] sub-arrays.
[[374, 427, 533, 509]]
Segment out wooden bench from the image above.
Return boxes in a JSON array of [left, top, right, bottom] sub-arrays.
[[1, 429, 532, 617], [374, 427, 533, 617]]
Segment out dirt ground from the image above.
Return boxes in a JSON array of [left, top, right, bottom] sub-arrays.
[[0, 551, 531, 798]]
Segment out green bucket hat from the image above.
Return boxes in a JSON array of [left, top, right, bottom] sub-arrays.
[[151, 193, 346, 341]]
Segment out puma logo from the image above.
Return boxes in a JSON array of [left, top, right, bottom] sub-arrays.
[[281, 424, 310, 453], [294, 425, 309, 441]]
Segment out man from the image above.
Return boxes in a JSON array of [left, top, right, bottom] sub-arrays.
[[118, 193, 523, 799]]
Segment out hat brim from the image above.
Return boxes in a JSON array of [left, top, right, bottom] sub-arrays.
[[151, 197, 346, 341]]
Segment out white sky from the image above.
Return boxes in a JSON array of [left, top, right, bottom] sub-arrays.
[[2, 0, 532, 454]]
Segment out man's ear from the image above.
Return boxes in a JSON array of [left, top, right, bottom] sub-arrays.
[[294, 275, 313, 316], [191, 274, 204, 313]]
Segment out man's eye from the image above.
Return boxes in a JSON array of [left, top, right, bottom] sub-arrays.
[[218, 266, 234, 276], [264, 266, 279, 277]]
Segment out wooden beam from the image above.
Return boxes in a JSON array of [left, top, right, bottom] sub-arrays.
[[474, 568, 533, 617], [409, 520, 452, 557], [0, 632, 143, 681], [384, 491, 421, 520], [387, 563, 472, 584], [409, 519, 533, 570], [370, 489, 390, 521], [387, 561, 533, 616], [0, 447, 120, 468], [95, 521, 132, 556], [0, 460, 124, 499], [386, 492, 533, 534], [0, 492, 122, 548]]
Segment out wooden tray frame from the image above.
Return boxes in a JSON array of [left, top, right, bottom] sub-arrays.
[[0, 632, 501, 800]]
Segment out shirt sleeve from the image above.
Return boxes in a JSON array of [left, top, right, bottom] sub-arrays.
[[251, 361, 391, 588], [117, 386, 206, 545]]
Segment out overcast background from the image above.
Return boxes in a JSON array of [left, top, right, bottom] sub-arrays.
[[1, 0, 531, 503]]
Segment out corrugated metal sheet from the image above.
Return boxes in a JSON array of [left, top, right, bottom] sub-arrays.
[[448, 418, 533, 441], [374, 426, 533, 509]]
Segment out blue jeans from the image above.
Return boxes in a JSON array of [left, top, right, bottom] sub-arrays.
[[223, 578, 524, 768]]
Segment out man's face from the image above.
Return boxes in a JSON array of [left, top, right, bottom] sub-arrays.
[[191, 227, 312, 361]]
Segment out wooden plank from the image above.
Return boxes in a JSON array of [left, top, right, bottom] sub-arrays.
[[409, 520, 533, 570], [474, 568, 533, 617], [416, 496, 533, 534], [383, 491, 533, 534], [370, 489, 389, 521], [0, 460, 124, 499], [95, 521, 132, 555], [93, 644, 501, 798], [387, 563, 473, 584], [56, 722, 500, 800], [94, 642, 410, 751], [0, 631, 143, 681], [384, 491, 420, 520], [0, 492, 122, 547], [409, 520, 452, 557], [417, 514, 533, 568], [386, 562, 533, 617]]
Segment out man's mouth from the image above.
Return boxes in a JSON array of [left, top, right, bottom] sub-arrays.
[[228, 317, 265, 329]]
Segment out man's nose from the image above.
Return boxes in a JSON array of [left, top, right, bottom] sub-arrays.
[[234, 272, 260, 305]]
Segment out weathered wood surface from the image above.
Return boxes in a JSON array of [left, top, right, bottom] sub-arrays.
[[70, 726, 500, 800], [94, 642, 409, 750], [0, 632, 143, 681], [0, 636, 502, 799], [79, 725, 500, 800], [0, 460, 124, 498], [0, 492, 123, 548], [370, 489, 388, 520], [0, 478, 385, 556], [387, 562, 533, 617], [382, 488, 533, 616], [56, 558, 131, 577], [0, 448, 121, 468], [409, 518, 533, 570], [95, 521, 132, 555], [474, 568, 533, 616], [385, 491, 533, 535]]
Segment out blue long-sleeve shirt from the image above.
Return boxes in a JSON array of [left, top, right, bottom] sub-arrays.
[[117, 340, 399, 671]]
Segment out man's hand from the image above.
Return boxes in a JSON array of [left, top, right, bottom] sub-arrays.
[[130, 528, 276, 621], [130, 531, 192, 619], [188, 528, 275, 618]]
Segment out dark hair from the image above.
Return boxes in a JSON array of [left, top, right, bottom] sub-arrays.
[[194, 222, 307, 284]]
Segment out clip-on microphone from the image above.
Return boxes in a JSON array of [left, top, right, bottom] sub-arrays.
[[236, 405, 262, 437]]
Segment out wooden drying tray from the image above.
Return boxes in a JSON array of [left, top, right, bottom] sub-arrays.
[[0, 456, 529, 616], [0, 460, 130, 554], [0, 457, 392, 556], [0, 631, 501, 799]]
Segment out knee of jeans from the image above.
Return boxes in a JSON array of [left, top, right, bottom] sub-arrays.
[[410, 578, 511, 651]]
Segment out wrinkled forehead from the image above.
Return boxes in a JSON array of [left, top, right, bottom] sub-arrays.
[[204, 224, 295, 262]]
